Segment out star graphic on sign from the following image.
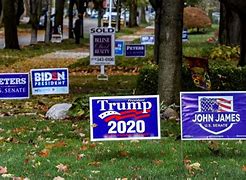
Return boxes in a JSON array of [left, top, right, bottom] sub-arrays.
[[212, 103, 219, 112]]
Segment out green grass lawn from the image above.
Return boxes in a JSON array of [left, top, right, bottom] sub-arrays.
[[0, 39, 89, 67], [1, 24, 246, 179], [1, 117, 246, 179]]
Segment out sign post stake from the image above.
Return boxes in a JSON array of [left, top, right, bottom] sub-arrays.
[[97, 65, 108, 80], [97, 0, 113, 81]]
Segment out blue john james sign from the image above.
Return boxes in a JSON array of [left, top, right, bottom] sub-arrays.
[[0, 73, 29, 99], [181, 92, 246, 140], [31, 68, 69, 95], [90, 95, 160, 141]]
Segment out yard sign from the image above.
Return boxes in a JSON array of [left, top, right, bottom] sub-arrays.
[[181, 91, 246, 140], [90, 27, 115, 65], [140, 35, 155, 45], [90, 95, 160, 141], [31, 68, 69, 95], [115, 40, 124, 56], [125, 44, 146, 57], [0, 73, 29, 99]]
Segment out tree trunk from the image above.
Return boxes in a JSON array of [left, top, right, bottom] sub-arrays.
[[54, 0, 65, 34], [16, 0, 24, 25], [2, 0, 20, 49], [98, 8, 103, 27], [149, 0, 160, 64], [23, 0, 30, 17], [238, 16, 246, 66], [128, 0, 137, 27], [116, 0, 121, 31], [140, 6, 147, 25], [0, 0, 2, 25], [45, 0, 52, 42], [158, 0, 184, 105], [154, 7, 160, 64], [219, 0, 246, 66], [30, 28, 38, 44], [219, 2, 240, 45], [0, 0, 2, 16], [68, 0, 76, 38], [30, 0, 41, 44]]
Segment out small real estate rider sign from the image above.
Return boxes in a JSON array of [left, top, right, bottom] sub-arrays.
[[181, 92, 246, 140], [90, 95, 160, 141], [31, 68, 69, 95], [0, 73, 29, 99], [90, 27, 115, 65]]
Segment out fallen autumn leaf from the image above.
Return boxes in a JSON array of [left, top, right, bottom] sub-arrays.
[[0, 166, 7, 174], [56, 163, 68, 173]]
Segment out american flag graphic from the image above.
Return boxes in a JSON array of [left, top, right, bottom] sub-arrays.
[[199, 96, 233, 112], [99, 109, 151, 122]]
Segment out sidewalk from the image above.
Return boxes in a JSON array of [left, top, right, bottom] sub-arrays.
[[117, 25, 154, 42]]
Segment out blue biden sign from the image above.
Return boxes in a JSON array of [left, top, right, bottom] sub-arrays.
[[31, 68, 69, 95]]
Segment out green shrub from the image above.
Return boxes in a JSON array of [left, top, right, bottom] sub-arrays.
[[136, 63, 246, 94], [210, 45, 240, 61], [136, 64, 158, 94], [68, 97, 89, 119]]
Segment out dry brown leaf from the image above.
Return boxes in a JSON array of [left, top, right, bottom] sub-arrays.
[[152, 160, 164, 165], [183, 159, 191, 165], [91, 123, 98, 128], [53, 176, 65, 180], [6, 137, 19, 143], [53, 141, 66, 148], [39, 149, 50, 158], [0, 166, 7, 174], [209, 141, 219, 149], [89, 143, 97, 148], [189, 162, 203, 171], [242, 165, 246, 172], [119, 151, 129, 157], [77, 154, 85, 160], [12, 128, 25, 134], [12, 177, 29, 180], [185, 162, 203, 174], [0, 128, 4, 133], [82, 139, 89, 145], [45, 141, 66, 150], [80, 145, 88, 151], [88, 161, 101, 167], [56, 163, 68, 173]]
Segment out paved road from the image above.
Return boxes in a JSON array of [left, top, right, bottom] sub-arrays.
[[0, 17, 97, 49]]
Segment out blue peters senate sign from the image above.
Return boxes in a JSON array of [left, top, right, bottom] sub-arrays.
[[0, 73, 29, 99]]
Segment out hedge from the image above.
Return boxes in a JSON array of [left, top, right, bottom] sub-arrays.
[[136, 64, 246, 94]]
